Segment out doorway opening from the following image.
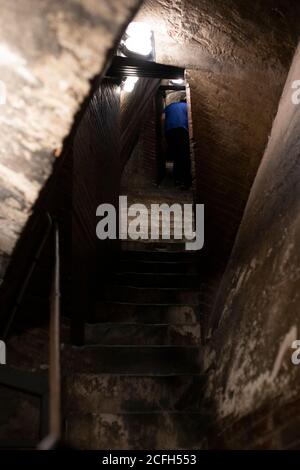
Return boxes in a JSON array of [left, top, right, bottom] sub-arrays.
[[155, 79, 195, 194], [118, 73, 196, 248]]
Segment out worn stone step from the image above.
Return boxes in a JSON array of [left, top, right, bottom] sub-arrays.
[[120, 249, 200, 262], [124, 216, 195, 226], [63, 345, 201, 375], [64, 374, 206, 414], [65, 411, 209, 450], [125, 192, 193, 205], [124, 200, 194, 208], [121, 203, 194, 211], [85, 323, 201, 346], [123, 233, 195, 241], [102, 286, 200, 305], [124, 227, 195, 236], [111, 273, 201, 288], [92, 303, 200, 324], [121, 241, 193, 252], [117, 260, 200, 274]]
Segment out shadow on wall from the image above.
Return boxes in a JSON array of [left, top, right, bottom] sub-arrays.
[[0, 74, 163, 344]]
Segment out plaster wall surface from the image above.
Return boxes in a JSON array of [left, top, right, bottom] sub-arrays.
[[0, 0, 142, 281], [202, 41, 300, 437]]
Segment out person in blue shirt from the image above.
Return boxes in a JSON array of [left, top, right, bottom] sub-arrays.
[[164, 98, 192, 189]]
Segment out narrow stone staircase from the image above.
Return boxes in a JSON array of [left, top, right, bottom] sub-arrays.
[[2, 163, 208, 449], [62, 161, 208, 449], [64, 235, 208, 449]]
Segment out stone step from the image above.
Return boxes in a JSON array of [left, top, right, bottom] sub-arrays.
[[111, 273, 201, 288], [121, 241, 192, 252], [125, 197, 193, 204], [117, 260, 200, 274], [63, 345, 201, 375], [123, 233, 195, 241], [64, 374, 206, 414], [124, 225, 195, 235], [120, 249, 200, 262], [92, 302, 200, 324], [123, 204, 194, 212], [102, 286, 200, 305], [85, 323, 201, 346], [65, 411, 209, 450], [127, 194, 193, 207]]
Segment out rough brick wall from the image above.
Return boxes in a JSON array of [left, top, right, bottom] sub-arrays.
[[122, 94, 158, 192], [201, 42, 300, 449], [202, 397, 300, 450], [71, 79, 121, 342], [121, 78, 160, 170]]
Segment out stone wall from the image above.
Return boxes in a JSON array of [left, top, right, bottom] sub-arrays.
[[202, 41, 300, 450], [0, 0, 142, 282], [121, 78, 160, 169]]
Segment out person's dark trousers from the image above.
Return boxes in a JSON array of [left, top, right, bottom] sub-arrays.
[[166, 127, 192, 187]]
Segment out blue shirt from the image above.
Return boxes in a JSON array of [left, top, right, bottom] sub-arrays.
[[164, 102, 188, 132]]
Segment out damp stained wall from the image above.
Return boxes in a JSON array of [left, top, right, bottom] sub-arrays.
[[202, 42, 300, 435]]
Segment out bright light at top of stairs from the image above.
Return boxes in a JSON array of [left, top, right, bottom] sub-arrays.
[[124, 22, 153, 56]]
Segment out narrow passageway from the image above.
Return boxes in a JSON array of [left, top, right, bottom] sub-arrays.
[[65, 234, 204, 448], [122, 162, 194, 245], [1, 63, 207, 449], [64, 112, 204, 448]]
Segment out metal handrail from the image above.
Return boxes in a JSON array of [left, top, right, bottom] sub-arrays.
[[39, 220, 62, 449], [2, 213, 53, 340]]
